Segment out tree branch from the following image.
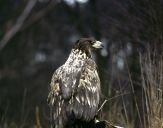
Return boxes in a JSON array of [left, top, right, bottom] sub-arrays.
[[0, 0, 37, 52], [21, 0, 57, 31]]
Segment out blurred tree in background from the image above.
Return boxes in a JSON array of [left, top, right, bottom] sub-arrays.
[[0, 0, 162, 127]]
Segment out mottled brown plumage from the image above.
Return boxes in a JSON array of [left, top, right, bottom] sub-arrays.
[[47, 38, 103, 128]]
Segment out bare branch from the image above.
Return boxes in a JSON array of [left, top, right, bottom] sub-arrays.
[[21, 0, 57, 31], [0, 0, 37, 52], [104, 120, 124, 128], [98, 99, 108, 113], [98, 92, 130, 113]]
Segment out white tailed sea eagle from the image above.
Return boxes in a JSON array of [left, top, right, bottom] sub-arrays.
[[47, 38, 103, 128]]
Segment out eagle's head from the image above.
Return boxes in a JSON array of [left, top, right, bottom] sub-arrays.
[[73, 38, 103, 57]]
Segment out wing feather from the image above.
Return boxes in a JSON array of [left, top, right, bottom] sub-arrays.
[[47, 73, 60, 106], [47, 69, 69, 128], [72, 58, 101, 121], [47, 65, 83, 127]]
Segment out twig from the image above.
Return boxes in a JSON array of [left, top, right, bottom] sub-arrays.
[[21, 0, 57, 31], [104, 120, 124, 128], [98, 99, 108, 113], [35, 106, 42, 128], [98, 92, 130, 113], [20, 88, 27, 127], [0, 0, 37, 52], [126, 60, 143, 127]]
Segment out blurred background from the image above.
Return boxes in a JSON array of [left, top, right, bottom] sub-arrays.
[[0, 0, 162, 128]]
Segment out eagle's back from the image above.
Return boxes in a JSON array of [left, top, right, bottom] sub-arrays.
[[47, 49, 101, 128]]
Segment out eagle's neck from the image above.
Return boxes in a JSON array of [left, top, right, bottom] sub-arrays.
[[65, 49, 90, 65]]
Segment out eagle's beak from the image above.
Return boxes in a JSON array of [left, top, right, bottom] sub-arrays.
[[92, 41, 104, 49]]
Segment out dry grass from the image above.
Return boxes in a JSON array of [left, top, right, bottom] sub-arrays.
[[140, 52, 163, 128], [101, 51, 163, 128]]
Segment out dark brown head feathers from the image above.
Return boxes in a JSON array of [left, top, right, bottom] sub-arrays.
[[73, 38, 103, 57]]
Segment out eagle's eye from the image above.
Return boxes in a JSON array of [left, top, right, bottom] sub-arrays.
[[90, 41, 96, 45]]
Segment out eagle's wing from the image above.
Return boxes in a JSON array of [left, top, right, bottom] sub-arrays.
[[47, 64, 82, 105], [47, 72, 60, 106], [70, 58, 101, 121], [47, 65, 82, 126]]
